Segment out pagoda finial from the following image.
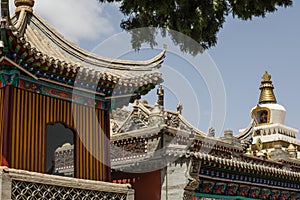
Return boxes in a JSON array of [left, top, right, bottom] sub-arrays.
[[259, 71, 277, 104], [14, 0, 35, 13], [262, 71, 271, 81]]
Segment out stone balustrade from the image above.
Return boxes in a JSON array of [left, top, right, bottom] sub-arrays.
[[0, 167, 134, 200]]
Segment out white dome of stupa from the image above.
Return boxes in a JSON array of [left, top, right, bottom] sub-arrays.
[[251, 103, 286, 124]]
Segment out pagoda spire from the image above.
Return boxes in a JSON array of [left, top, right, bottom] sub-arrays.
[[259, 71, 277, 104], [14, 0, 35, 13]]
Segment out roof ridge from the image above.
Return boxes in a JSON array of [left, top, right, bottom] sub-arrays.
[[177, 114, 206, 136], [6, 7, 165, 72], [30, 12, 166, 69]]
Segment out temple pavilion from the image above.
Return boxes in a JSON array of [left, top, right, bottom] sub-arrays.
[[110, 72, 300, 200], [0, 0, 164, 199]]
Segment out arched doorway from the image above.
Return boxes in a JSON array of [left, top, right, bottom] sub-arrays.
[[46, 123, 76, 177]]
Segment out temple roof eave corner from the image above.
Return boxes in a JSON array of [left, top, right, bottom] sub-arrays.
[[0, 3, 165, 100]]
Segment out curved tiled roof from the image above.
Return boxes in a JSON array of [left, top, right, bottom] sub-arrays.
[[10, 7, 166, 71], [1, 0, 165, 98], [191, 152, 300, 178], [110, 100, 206, 138]]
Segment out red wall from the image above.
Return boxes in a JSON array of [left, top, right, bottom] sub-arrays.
[[113, 170, 161, 200]]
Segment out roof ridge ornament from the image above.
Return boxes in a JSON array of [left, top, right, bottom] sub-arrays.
[[157, 85, 164, 107], [176, 102, 182, 114], [1, 0, 10, 22], [14, 0, 35, 13], [259, 71, 277, 104]]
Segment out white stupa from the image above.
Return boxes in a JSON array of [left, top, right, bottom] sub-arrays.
[[238, 71, 299, 160]]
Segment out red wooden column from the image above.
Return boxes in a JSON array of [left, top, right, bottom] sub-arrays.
[[2, 85, 14, 166]]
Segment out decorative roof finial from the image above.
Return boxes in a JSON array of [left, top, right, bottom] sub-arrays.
[[163, 44, 167, 50], [157, 85, 164, 107], [208, 127, 215, 137], [259, 71, 277, 104], [1, 0, 10, 21], [14, 0, 35, 13], [176, 102, 182, 114]]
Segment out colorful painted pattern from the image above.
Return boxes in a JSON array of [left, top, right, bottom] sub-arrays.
[[19, 77, 107, 110], [196, 179, 300, 199], [200, 167, 300, 190]]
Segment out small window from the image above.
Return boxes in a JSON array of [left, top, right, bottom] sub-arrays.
[[252, 107, 270, 125], [258, 110, 268, 124]]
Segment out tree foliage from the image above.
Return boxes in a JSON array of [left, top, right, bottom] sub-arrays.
[[99, 0, 292, 55]]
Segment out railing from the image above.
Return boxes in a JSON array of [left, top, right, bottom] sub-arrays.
[[0, 167, 134, 200]]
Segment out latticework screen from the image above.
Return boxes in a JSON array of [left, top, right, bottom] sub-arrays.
[[11, 179, 127, 200]]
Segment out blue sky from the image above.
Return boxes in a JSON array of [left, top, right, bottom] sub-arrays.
[[9, 1, 300, 136], [208, 2, 300, 134]]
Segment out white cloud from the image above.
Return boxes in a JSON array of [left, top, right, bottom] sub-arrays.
[[9, 0, 120, 45]]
